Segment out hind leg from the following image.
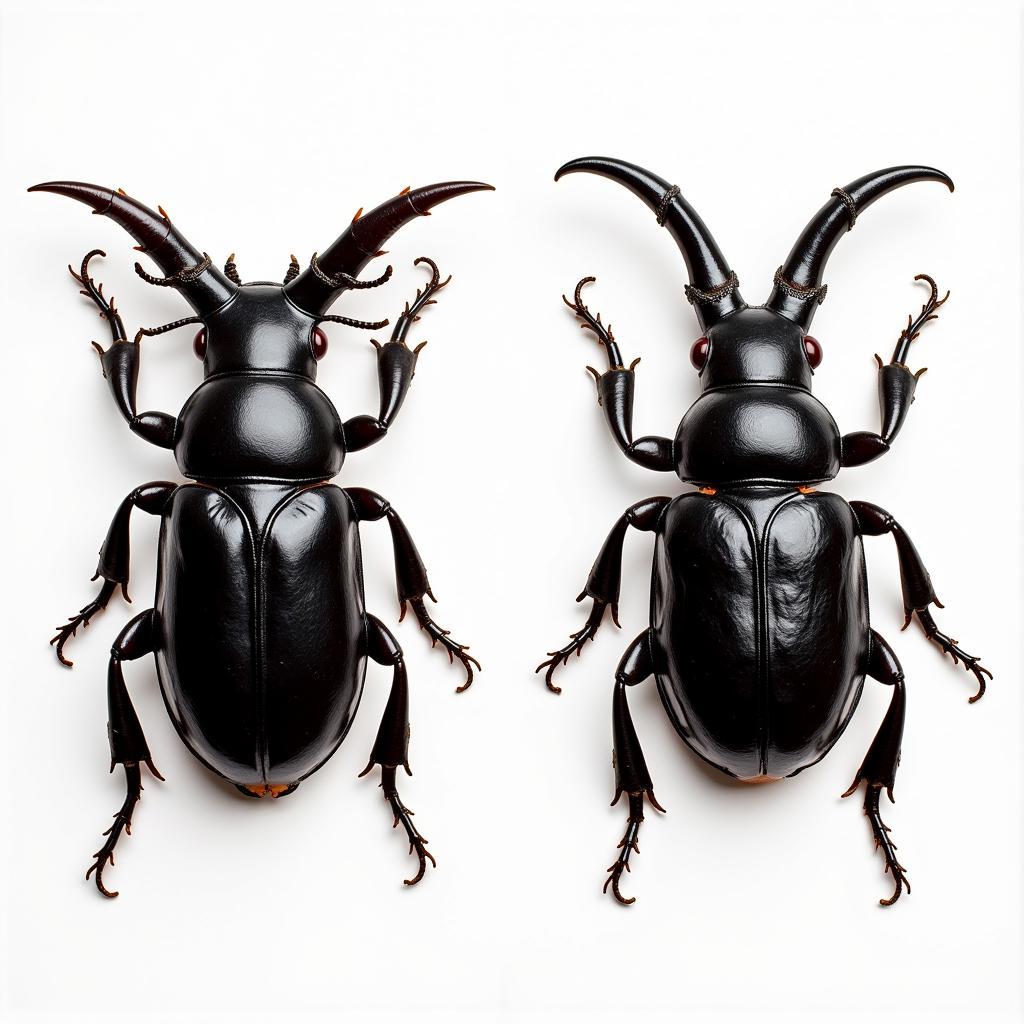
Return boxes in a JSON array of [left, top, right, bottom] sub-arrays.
[[87, 610, 164, 898], [603, 629, 666, 906], [842, 630, 909, 906], [358, 614, 436, 886]]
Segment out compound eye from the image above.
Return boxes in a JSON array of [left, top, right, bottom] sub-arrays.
[[193, 329, 207, 360], [690, 336, 709, 371], [312, 326, 328, 361], [803, 335, 822, 369]]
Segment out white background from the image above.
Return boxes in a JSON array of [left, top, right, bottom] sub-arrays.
[[1, 1, 1020, 1022]]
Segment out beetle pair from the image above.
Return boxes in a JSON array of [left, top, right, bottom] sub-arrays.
[[37, 159, 988, 906]]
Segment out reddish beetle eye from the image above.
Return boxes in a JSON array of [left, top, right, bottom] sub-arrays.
[[803, 335, 822, 369], [690, 336, 709, 371], [193, 329, 207, 360], [312, 327, 328, 361]]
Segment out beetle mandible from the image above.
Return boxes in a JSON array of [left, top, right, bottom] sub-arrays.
[[539, 157, 991, 906], [34, 177, 492, 896]]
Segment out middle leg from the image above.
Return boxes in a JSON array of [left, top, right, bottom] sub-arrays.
[[346, 487, 479, 691], [537, 496, 669, 693], [852, 500, 991, 701]]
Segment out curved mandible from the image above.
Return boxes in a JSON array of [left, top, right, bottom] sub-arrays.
[[28, 181, 237, 315], [284, 181, 494, 316], [555, 156, 744, 331], [765, 166, 954, 330]]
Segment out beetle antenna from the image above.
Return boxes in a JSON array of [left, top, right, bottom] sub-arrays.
[[563, 277, 625, 369], [308, 253, 394, 290], [134, 252, 213, 288], [890, 274, 949, 366], [135, 315, 203, 341], [223, 253, 242, 285], [388, 257, 451, 347], [283, 253, 301, 285], [318, 313, 391, 331]]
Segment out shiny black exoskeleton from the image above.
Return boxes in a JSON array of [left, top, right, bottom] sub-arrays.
[[35, 178, 492, 896], [540, 157, 991, 906]]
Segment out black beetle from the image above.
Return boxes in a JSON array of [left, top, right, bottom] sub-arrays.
[[34, 177, 492, 896], [539, 156, 991, 906]]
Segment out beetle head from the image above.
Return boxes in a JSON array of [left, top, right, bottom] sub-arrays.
[[676, 303, 842, 486], [29, 179, 493, 381], [557, 157, 953, 486]]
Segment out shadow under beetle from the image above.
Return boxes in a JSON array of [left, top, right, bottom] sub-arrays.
[[34, 177, 492, 896], [540, 157, 991, 906]]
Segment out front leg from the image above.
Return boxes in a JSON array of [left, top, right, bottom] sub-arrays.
[[71, 250, 177, 448], [345, 487, 479, 691], [563, 278, 675, 471], [537, 496, 669, 693], [51, 481, 176, 665], [342, 258, 450, 453], [841, 275, 948, 467], [852, 499, 992, 702]]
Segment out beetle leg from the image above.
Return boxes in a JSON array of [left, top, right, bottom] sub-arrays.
[[841, 276, 948, 468], [842, 631, 910, 907], [537, 497, 669, 693], [68, 250, 178, 449], [562, 277, 676, 472], [341, 258, 450, 453], [87, 610, 163, 899], [852, 500, 992, 702], [346, 487, 479, 692], [604, 630, 665, 907], [358, 615, 436, 887], [51, 482, 176, 666]]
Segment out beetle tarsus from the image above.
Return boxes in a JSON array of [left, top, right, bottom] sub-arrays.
[[405, 595, 480, 692], [86, 759, 162, 898], [535, 599, 612, 694], [603, 789, 663, 906], [51, 578, 119, 666], [843, 781, 911, 907], [888, 274, 949, 367], [563, 276, 626, 370], [914, 608, 991, 703], [379, 765, 437, 886], [69, 249, 128, 344]]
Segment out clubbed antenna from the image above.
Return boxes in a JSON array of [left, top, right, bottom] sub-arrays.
[[223, 253, 242, 285], [386, 257, 450, 349], [562, 277, 636, 374], [891, 274, 949, 366], [283, 254, 300, 285]]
